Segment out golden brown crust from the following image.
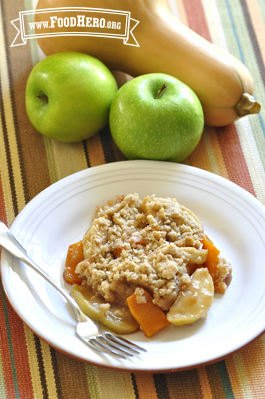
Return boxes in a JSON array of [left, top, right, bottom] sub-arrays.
[[76, 194, 208, 310]]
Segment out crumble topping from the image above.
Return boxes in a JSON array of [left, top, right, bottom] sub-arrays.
[[76, 193, 209, 310], [135, 287, 147, 304]]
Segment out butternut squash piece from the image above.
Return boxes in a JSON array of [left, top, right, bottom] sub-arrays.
[[35, 0, 260, 126], [201, 235, 232, 293], [64, 241, 84, 285], [126, 288, 170, 337], [201, 236, 220, 278]]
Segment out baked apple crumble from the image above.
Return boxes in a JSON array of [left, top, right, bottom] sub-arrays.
[[65, 194, 232, 337]]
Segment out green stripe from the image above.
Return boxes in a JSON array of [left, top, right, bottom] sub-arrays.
[[217, 360, 235, 398], [0, 280, 19, 398]]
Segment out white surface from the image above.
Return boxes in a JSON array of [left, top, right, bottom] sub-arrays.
[[1, 160, 265, 372]]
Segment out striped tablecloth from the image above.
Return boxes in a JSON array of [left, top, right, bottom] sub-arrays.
[[1, 0, 265, 398]]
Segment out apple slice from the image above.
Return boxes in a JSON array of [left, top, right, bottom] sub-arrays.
[[71, 284, 139, 334], [167, 268, 214, 325]]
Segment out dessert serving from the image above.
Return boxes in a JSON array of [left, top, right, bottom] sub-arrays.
[[64, 194, 232, 337]]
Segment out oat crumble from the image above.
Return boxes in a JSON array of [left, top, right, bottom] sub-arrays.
[[75, 193, 229, 311]]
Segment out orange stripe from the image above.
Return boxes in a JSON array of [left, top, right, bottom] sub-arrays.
[[197, 367, 214, 398], [217, 124, 256, 196], [134, 374, 158, 399], [86, 134, 106, 166]]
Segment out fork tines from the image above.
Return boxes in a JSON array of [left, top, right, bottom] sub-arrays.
[[89, 332, 147, 359]]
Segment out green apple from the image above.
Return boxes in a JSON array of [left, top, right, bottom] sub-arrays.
[[109, 73, 204, 162], [25, 52, 118, 142]]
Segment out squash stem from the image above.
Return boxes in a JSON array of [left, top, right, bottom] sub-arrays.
[[156, 83, 168, 99], [235, 93, 261, 117]]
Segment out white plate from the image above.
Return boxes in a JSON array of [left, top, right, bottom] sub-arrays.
[[1, 160, 265, 372]]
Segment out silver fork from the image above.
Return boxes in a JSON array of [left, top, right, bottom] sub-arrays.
[[0, 222, 146, 359]]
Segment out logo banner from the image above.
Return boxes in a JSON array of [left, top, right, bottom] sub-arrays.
[[11, 7, 140, 47]]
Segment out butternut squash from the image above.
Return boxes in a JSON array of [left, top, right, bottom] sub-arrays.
[[201, 235, 232, 294], [35, 0, 260, 126], [126, 288, 170, 337], [64, 241, 84, 285]]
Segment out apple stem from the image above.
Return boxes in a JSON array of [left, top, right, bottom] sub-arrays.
[[36, 93, 48, 102], [156, 83, 168, 99]]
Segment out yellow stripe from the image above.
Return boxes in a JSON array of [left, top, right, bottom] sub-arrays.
[[50, 141, 88, 181], [40, 340, 58, 398], [43, 137, 59, 184], [23, 326, 44, 399], [85, 365, 100, 398], [95, 368, 136, 399], [232, 352, 252, 398]]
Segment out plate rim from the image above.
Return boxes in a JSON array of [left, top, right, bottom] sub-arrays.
[[1, 159, 265, 372]]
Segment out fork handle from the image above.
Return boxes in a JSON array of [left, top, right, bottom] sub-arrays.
[[0, 222, 87, 323]]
